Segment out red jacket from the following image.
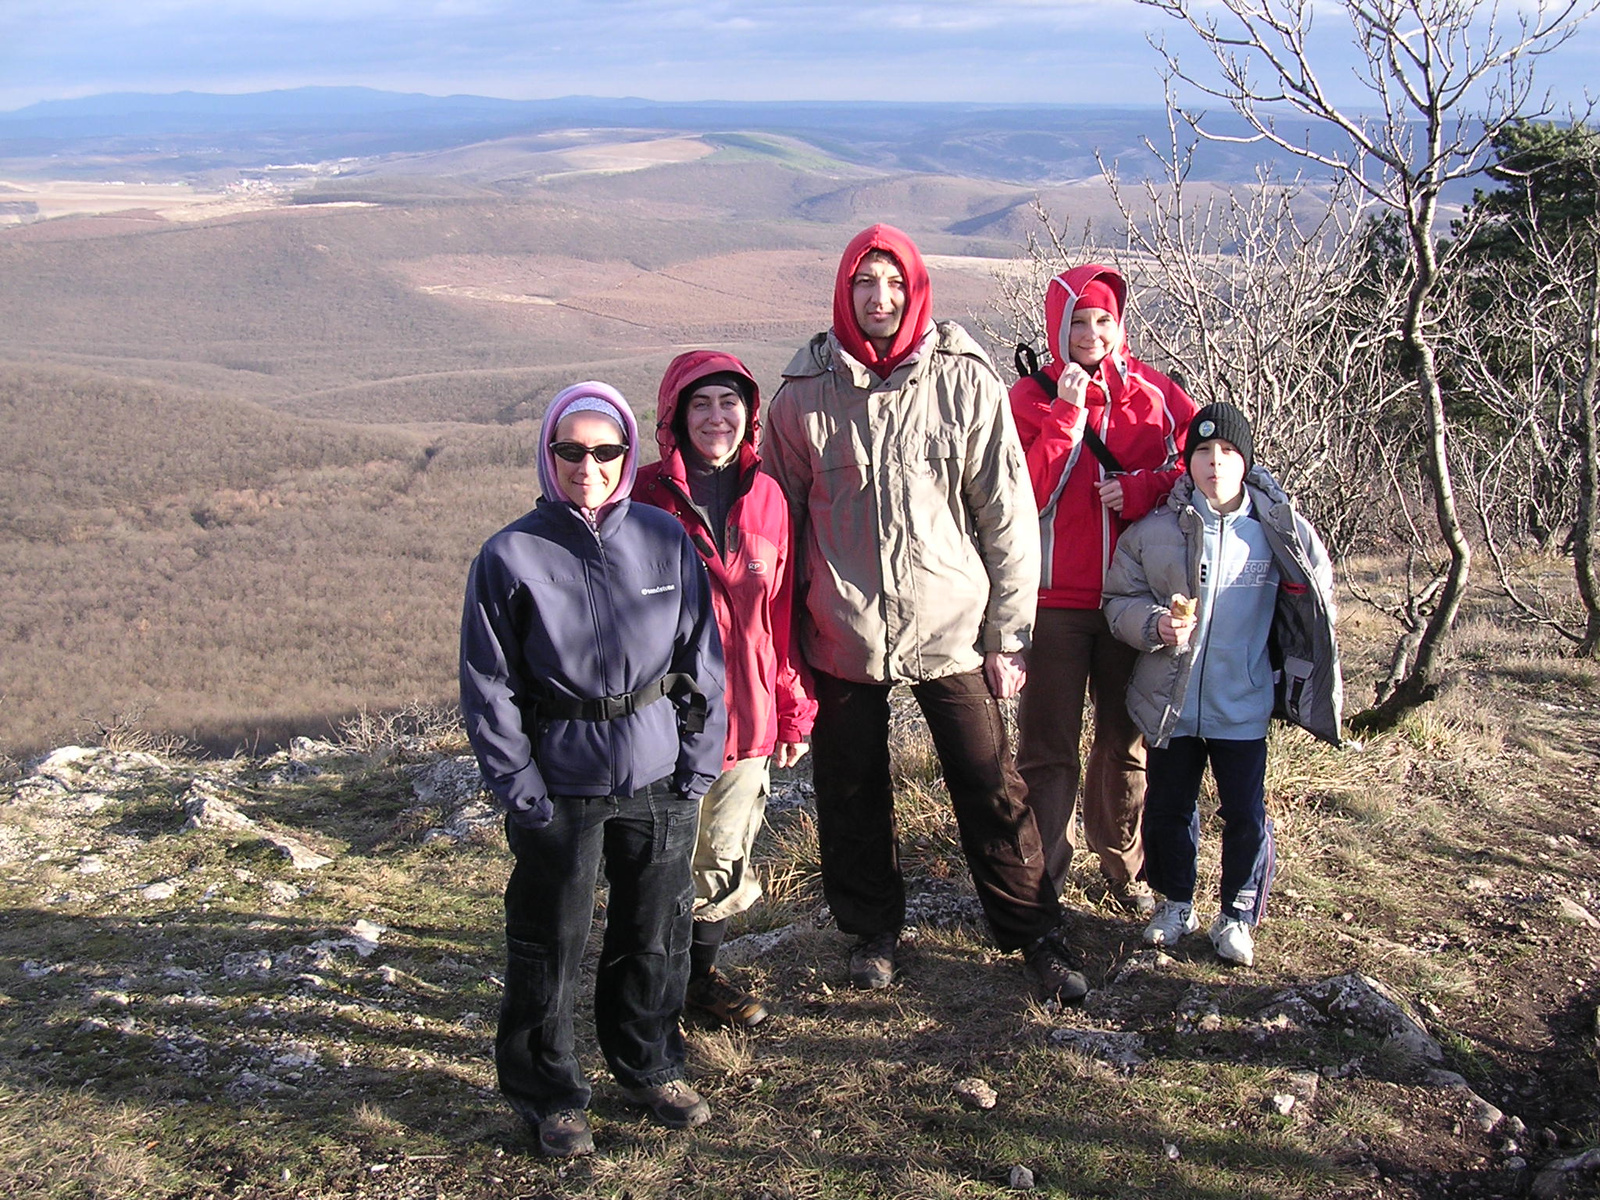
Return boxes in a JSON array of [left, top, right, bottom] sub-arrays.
[[1010, 264, 1197, 610], [635, 350, 816, 766]]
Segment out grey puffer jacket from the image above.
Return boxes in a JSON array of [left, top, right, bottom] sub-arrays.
[[1103, 468, 1342, 748]]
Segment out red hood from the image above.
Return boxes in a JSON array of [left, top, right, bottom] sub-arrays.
[[1044, 263, 1128, 372], [654, 349, 761, 465], [832, 223, 934, 378]]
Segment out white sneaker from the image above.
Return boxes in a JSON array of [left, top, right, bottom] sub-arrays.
[[1142, 900, 1199, 946], [1210, 916, 1255, 966]]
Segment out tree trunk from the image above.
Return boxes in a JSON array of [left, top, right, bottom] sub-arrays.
[[1575, 250, 1600, 657], [1352, 203, 1472, 732]]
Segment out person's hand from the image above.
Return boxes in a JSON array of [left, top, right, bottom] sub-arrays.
[[1097, 476, 1125, 513], [1160, 594, 1196, 648], [775, 741, 810, 769], [1056, 363, 1090, 408], [984, 651, 1028, 699]]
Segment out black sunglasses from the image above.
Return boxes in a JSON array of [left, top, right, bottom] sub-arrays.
[[550, 441, 629, 463]]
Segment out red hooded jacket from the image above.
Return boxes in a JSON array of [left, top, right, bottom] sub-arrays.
[[1010, 264, 1197, 610], [635, 351, 816, 766]]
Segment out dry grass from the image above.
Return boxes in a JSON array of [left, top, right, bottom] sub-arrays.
[[2, 647, 1597, 1200], [0, 363, 542, 757]]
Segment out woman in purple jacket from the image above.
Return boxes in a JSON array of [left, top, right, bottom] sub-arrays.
[[460, 382, 726, 1157]]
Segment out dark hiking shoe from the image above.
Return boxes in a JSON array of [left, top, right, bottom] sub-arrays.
[[686, 969, 770, 1029], [1107, 876, 1158, 918], [848, 931, 899, 990], [535, 1109, 595, 1157], [1024, 927, 1089, 1004], [623, 1079, 711, 1129]]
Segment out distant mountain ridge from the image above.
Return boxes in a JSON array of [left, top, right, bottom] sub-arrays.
[[0, 86, 1321, 186]]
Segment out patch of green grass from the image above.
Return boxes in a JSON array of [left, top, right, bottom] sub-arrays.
[[702, 132, 860, 173]]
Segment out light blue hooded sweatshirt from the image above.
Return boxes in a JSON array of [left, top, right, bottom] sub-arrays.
[[1171, 488, 1279, 740]]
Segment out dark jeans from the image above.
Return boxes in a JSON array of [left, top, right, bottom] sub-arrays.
[[1143, 736, 1275, 926], [497, 782, 698, 1122], [810, 669, 1060, 953], [1016, 606, 1147, 892]]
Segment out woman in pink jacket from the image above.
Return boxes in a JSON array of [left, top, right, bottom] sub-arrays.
[[635, 350, 816, 1028], [1010, 265, 1196, 913]]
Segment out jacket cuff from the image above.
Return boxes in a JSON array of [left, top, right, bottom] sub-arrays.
[[1140, 610, 1166, 651], [1045, 399, 1084, 430], [1120, 472, 1158, 522], [777, 716, 813, 743], [495, 761, 548, 810], [674, 767, 715, 803], [980, 627, 1029, 655]]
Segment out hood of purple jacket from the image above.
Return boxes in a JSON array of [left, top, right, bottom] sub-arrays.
[[537, 381, 642, 512]]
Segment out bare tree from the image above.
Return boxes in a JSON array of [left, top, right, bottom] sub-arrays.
[[1451, 123, 1600, 652], [1094, 99, 1410, 556], [1137, 0, 1599, 727], [979, 102, 1421, 568]]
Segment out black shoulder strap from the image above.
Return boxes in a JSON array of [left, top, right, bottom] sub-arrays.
[[660, 672, 708, 734], [1081, 424, 1127, 477], [1014, 342, 1043, 382], [1015, 343, 1127, 476]]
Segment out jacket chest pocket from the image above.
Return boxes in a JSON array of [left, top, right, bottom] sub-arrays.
[[817, 432, 871, 499], [905, 433, 962, 497], [921, 434, 960, 475]]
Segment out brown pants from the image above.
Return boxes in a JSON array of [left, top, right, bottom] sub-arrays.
[[810, 669, 1061, 953], [1016, 606, 1147, 893]]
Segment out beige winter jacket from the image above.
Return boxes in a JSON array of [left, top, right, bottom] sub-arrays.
[[762, 322, 1041, 685]]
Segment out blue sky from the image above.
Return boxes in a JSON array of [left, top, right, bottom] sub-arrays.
[[3, 0, 1597, 114]]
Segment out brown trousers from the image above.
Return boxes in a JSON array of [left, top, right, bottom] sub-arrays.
[[1016, 606, 1147, 893], [810, 669, 1061, 953]]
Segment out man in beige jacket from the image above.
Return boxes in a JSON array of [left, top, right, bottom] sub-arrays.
[[762, 224, 1088, 1002]]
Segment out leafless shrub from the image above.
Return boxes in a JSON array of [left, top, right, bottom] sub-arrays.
[[78, 707, 196, 758], [1444, 127, 1600, 653], [336, 700, 465, 757]]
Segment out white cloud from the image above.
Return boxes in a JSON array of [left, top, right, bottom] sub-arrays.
[[0, 0, 1594, 112]]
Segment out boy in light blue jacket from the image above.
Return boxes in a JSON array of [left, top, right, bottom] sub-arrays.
[[1103, 402, 1340, 966]]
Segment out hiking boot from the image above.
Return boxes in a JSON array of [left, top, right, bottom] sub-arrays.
[[623, 1079, 711, 1129], [535, 1108, 595, 1158], [1023, 927, 1089, 1003], [686, 969, 769, 1029], [1210, 915, 1255, 966], [1107, 876, 1158, 918], [1142, 900, 1200, 947], [848, 931, 899, 990]]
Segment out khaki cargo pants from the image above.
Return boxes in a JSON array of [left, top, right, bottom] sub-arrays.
[[691, 754, 770, 922]]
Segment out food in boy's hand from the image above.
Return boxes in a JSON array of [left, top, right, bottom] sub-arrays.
[[1170, 594, 1197, 620]]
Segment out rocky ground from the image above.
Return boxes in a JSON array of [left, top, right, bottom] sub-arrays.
[[2, 649, 1599, 1198]]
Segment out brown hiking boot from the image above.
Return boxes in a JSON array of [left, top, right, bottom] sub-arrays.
[[847, 931, 899, 990], [623, 1079, 711, 1129], [686, 968, 770, 1029], [535, 1108, 595, 1157], [1107, 877, 1158, 918], [1024, 927, 1089, 1004]]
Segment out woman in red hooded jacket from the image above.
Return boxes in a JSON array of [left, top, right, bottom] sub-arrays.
[[635, 350, 816, 1029], [1010, 264, 1197, 913]]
